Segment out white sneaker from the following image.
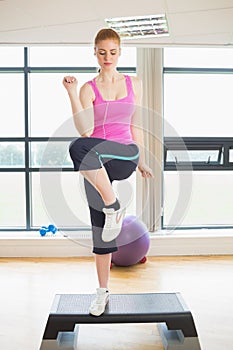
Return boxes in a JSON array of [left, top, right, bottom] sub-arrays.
[[102, 207, 126, 242], [89, 288, 109, 316]]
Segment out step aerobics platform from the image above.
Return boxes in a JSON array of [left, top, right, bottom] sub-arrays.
[[39, 293, 201, 350]]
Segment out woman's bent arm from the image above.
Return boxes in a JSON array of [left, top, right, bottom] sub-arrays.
[[63, 76, 94, 136]]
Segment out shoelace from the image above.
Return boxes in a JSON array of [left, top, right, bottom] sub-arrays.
[[95, 292, 108, 304], [104, 211, 115, 229]]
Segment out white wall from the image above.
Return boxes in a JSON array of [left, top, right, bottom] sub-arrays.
[[1, 230, 233, 257]]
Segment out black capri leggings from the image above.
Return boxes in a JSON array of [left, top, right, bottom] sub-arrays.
[[69, 137, 139, 255]]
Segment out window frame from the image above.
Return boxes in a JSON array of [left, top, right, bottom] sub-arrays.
[[164, 137, 233, 171], [163, 52, 233, 229], [0, 47, 136, 231]]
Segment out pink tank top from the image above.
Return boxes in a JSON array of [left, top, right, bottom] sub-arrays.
[[87, 75, 135, 144]]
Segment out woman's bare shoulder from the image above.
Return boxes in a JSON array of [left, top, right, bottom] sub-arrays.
[[129, 76, 142, 96], [129, 75, 142, 84], [80, 81, 95, 101]]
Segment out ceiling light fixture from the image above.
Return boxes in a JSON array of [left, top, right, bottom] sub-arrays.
[[105, 14, 169, 40]]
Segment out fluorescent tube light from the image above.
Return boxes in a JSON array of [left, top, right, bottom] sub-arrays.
[[105, 14, 169, 39]]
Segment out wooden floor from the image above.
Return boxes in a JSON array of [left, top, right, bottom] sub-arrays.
[[0, 256, 232, 350]]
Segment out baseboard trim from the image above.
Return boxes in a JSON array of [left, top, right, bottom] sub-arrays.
[[0, 230, 233, 257]]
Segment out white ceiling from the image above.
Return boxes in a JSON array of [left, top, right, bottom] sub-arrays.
[[0, 0, 233, 46]]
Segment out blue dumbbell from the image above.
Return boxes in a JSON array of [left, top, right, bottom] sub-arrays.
[[39, 226, 49, 236], [39, 224, 57, 236], [48, 224, 58, 234]]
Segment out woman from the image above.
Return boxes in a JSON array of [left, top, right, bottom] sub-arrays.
[[63, 28, 153, 316]]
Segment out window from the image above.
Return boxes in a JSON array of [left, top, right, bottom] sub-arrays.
[[0, 173, 26, 228], [164, 171, 233, 228], [164, 74, 233, 137], [0, 74, 24, 137], [0, 47, 136, 230], [0, 142, 25, 168], [0, 47, 24, 67], [163, 48, 233, 229], [164, 47, 233, 68]]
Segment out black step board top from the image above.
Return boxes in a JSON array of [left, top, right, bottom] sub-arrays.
[[54, 293, 188, 316]]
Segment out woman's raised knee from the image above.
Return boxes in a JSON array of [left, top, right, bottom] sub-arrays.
[[69, 138, 87, 158]]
